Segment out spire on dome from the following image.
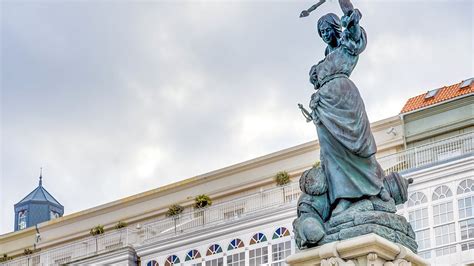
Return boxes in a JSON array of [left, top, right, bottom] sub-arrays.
[[39, 167, 43, 187]]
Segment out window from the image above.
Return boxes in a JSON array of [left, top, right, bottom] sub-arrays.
[[424, 88, 439, 99], [408, 192, 427, 207], [284, 191, 300, 203], [460, 218, 474, 240], [249, 246, 268, 266], [460, 78, 473, 89], [224, 208, 244, 220], [228, 239, 244, 250], [418, 251, 431, 259], [434, 223, 456, 246], [432, 185, 452, 201], [461, 241, 474, 251], [165, 255, 180, 266], [272, 227, 290, 239], [458, 195, 474, 219], [250, 233, 267, 245], [408, 208, 429, 230], [435, 245, 456, 257], [18, 210, 27, 230], [415, 229, 431, 250], [54, 256, 72, 264], [271, 240, 291, 266], [457, 179, 474, 194], [185, 250, 201, 261], [437, 142, 463, 160], [206, 244, 223, 256], [205, 258, 223, 266], [432, 201, 454, 225], [147, 260, 158, 266], [50, 210, 60, 219], [227, 252, 245, 266]]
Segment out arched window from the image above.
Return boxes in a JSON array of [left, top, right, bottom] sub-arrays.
[[227, 239, 245, 265], [432, 185, 453, 201], [185, 249, 201, 261], [457, 179, 474, 194], [165, 255, 180, 266], [271, 227, 292, 265], [249, 232, 269, 265], [408, 191, 430, 252], [205, 246, 223, 266], [18, 210, 27, 230], [147, 260, 158, 266], [272, 227, 290, 239], [408, 192, 427, 207], [206, 244, 222, 256], [50, 210, 60, 219], [432, 185, 454, 226], [458, 179, 474, 220], [249, 232, 267, 245], [227, 238, 244, 250]]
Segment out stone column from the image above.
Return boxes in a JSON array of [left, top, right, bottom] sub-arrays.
[[286, 234, 428, 266]]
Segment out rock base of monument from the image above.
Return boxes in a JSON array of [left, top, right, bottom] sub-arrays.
[[293, 166, 417, 252], [320, 198, 417, 253], [286, 233, 428, 266]]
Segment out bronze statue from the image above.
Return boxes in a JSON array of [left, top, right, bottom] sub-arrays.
[[294, 0, 418, 252]]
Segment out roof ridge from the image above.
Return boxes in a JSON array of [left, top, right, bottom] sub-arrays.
[[40, 186, 63, 206], [38, 186, 48, 201], [15, 187, 38, 205]]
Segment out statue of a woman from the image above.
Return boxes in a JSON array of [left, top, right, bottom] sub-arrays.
[[293, 1, 418, 251], [307, 0, 390, 215]]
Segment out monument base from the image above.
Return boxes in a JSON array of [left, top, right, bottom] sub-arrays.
[[286, 234, 428, 266]]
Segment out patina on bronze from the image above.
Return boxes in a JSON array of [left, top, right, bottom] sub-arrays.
[[294, 0, 418, 253]]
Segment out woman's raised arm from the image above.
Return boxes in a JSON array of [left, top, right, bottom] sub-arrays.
[[338, 0, 354, 16], [339, 0, 362, 42]]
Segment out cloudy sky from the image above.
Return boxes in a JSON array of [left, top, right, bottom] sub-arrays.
[[1, 0, 472, 234]]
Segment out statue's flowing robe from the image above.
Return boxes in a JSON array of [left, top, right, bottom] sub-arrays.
[[311, 26, 385, 206]]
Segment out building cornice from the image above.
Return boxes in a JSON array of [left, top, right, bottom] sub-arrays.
[[370, 115, 402, 131]]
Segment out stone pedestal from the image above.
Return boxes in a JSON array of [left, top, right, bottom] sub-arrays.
[[286, 234, 428, 266]]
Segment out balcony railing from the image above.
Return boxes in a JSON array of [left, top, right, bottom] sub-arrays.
[[3, 132, 473, 265], [2, 182, 301, 265], [378, 132, 473, 174], [142, 181, 300, 244]]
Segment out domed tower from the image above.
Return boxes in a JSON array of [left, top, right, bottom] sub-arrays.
[[14, 171, 64, 231]]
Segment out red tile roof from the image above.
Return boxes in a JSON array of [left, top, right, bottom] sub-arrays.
[[400, 78, 474, 114]]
